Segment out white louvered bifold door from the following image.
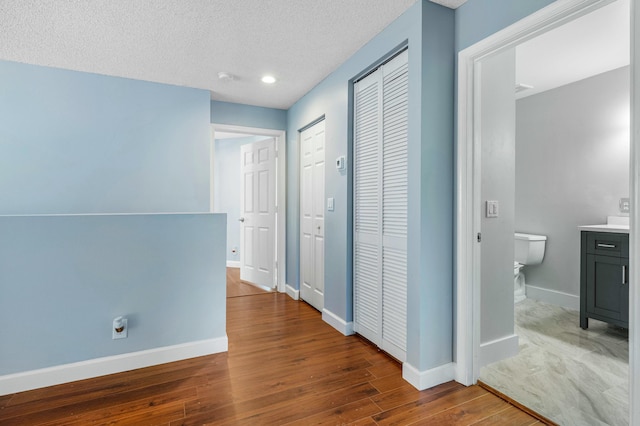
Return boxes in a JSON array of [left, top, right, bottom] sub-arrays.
[[354, 49, 408, 362]]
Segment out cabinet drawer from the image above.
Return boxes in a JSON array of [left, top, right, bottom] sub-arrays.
[[585, 232, 629, 257]]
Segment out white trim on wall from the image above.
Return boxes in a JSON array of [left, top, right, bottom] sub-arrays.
[[524, 286, 580, 311], [285, 284, 299, 300], [226, 261, 241, 268], [0, 337, 228, 396], [322, 308, 355, 336], [478, 334, 519, 370], [402, 362, 455, 391], [456, 2, 636, 424], [211, 124, 287, 294]]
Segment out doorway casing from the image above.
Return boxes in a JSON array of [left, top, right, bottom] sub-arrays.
[[455, 0, 638, 423], [211, 123, 287, 294]]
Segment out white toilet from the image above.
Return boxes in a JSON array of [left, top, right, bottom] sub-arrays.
[[514, 232, 547, 303]]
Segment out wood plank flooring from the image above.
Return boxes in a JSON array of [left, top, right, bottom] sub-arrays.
[[226, 267, 270, 298], [0, 279, 544, 425]]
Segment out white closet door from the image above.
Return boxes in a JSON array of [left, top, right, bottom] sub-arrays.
[[354, 49, 408, 362], [354, 69, 382, 345], [300, 120, 325, 311], [380, 51, 408, 358]]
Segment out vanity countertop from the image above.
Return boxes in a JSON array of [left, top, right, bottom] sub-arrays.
[[578, 216, 629, 234], [578, 224, 629, 234]]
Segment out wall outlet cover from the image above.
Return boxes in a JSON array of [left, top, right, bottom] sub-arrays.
[[620, 197, 630, 213], [112, 318, 128, 339]]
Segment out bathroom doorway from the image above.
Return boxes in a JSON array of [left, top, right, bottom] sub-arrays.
[[456, 0, 635, 424]]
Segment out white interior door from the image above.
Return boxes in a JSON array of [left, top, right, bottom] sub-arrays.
[[240, 137, 276, 288], [300, 120, 325, 311]]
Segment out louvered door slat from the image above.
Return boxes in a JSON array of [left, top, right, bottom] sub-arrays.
[[382, 246, 407, 356]]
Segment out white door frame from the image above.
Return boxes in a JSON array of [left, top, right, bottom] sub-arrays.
[[455, 0, 638, 422], [211, 123, 287, 294]]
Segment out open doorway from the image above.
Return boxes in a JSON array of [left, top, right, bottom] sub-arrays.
[[211, 124, 286, 293], [456, 0, 635, 424]]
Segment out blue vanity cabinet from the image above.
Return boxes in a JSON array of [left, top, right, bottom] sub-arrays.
[[580, 231, 629, 329]]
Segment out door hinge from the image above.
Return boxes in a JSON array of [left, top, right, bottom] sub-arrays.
[[477, 232, 482, 243]]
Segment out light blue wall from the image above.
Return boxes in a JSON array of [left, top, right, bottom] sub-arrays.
[[211, 100, 287, 130], [0, 61, 227, 383], [214, 136, 271, 262], [0, 213, 226, 375], [0, 60, 211, 215], [455, 0, 555, 51], [415, 3, 456, 370], [287, 1, 455, 372]]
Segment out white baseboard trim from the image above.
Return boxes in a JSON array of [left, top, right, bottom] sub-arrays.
[[454, 363, 474, 387], [403, 362, 455, 391], [322, 309, 354, 336], [525, 285, 579, 311], [285, 284, 299, 300], [0, 336, 228, 396], [226, 261, 240, 268], [479, 334, 519, 369]]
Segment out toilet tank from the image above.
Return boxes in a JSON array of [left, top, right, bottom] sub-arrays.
[[514, 232, 547, 265]]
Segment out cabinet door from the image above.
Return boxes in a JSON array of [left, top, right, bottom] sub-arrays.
[[586, 254, 626, 321]]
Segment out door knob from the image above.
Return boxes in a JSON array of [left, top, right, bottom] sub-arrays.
[[239, 217, 245, 222]]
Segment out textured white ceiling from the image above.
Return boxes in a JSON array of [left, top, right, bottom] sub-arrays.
[[0, 0, 472, 109]]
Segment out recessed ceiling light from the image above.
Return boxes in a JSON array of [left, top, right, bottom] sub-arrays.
[[261, 75, 277, 84], [218, 72, 235, 81]]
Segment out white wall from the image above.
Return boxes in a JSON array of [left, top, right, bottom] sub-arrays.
[[515, 66, 630, 305]]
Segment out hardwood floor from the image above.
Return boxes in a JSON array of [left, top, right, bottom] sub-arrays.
[[0, 282, 544, 425], [226, 267, 270, 298]]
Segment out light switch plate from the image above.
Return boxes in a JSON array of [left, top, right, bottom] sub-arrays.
[[327, 197, 335, 211], [486, 200, 499, 218]]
